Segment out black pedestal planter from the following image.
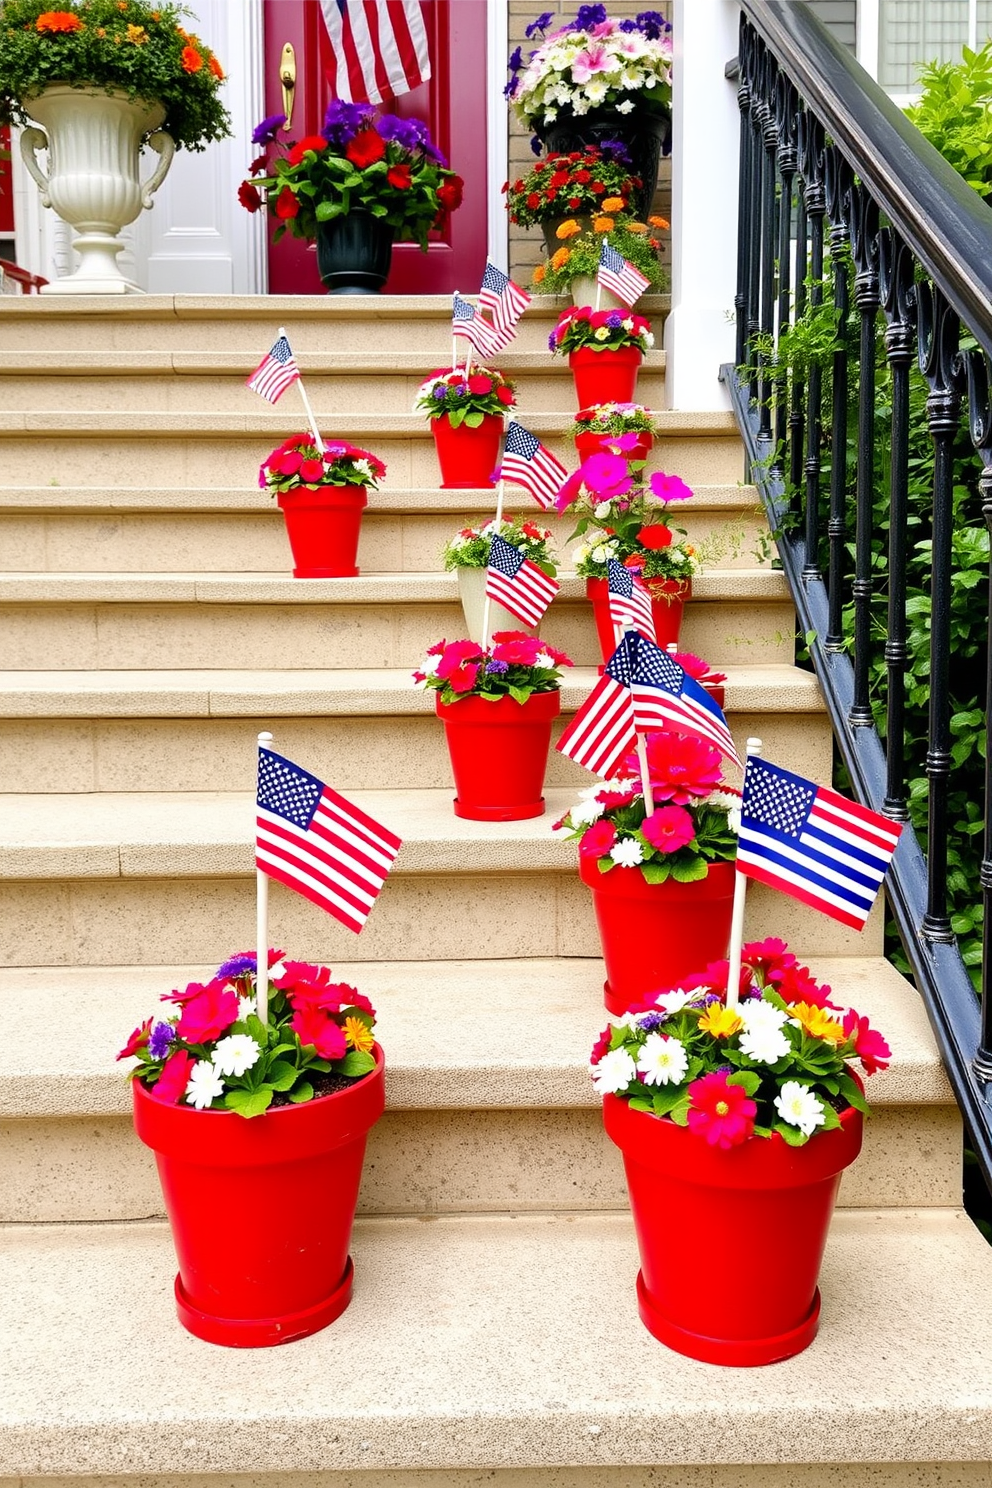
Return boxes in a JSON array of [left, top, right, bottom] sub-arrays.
[[315, 211, 394, 295], [538, 109, 671, 221]]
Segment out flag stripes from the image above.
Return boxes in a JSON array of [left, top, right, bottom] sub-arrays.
[[319, 0, 430, 105], [486, 533, 559, 627], [597, 239, 650, 307], [452, 293, 505, 360], [246, 335, 299, 403], [500, 421, 569, 510], [479, 261, 530, 338], [616, 630, 742, 767], [556, 673, 637, 778], [607, 558, 656, 642]]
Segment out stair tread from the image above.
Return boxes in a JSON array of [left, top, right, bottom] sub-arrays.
[[0, 349, 666, 376], [0, 664, 821, 717], [0, 956, 950, 1119], [3, 1208, 991, 1475]]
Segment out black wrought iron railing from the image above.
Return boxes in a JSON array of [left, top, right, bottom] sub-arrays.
[[725, 0, 992, 1189]]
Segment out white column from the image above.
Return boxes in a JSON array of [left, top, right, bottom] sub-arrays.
[[486, 0, 510, 273], [663, 0, 741, 411]]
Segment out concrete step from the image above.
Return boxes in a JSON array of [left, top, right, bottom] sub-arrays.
[[0, 483, 765, 576], [0, 956, 958, 1222], [3, 1208, 991, 1479], [0, 409, 743, 491], [0, 569, 794, 671], [0, 788, 882, 968], [0, 665, 829, 794]]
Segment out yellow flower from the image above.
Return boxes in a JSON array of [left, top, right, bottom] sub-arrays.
[[697, 1003, 744, 1039], [550, 246, 571, 270], [126, 23, 147, 42], [343, 1016, 375, 1053], [627, 220, 648, 234], [649, 214, 670, 229], [789, 1002, 846, 1043], [533, 263, 546, 284], [593, 215, 615, 233], [601, 196, 625, 213], [555, 218, 581, 240]]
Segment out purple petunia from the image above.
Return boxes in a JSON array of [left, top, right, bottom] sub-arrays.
[[530, 134, 543, 156], [636, 9, 671, 40], [605, 311, 623, 329], [572, 3, 607, 31], [486, 659, 510, 674], [216, 952, 257, 977], [148, 1022, 176, 1060], [432, 382, 449, 400], [525, 11, 554, 39], [322, 99, 375, 147], [378, 113, 426, 151], [599, 138, 633, 166], [637, 1012, 665, 1032], [251, 112, 286, 145], [508, 45, 523, 73]]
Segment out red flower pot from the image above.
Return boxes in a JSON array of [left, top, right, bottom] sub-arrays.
[[574, 430, 654, 463], [578, 854, 735, 1014], [277, 484, 367, 578], [132, 1047, 385, 1347], [436, 690, 560, 821], [430, 413, 504, 489], [568, 345, 642, 407], [603, 1093, 863, 1365], [586, 576, 690, 669]]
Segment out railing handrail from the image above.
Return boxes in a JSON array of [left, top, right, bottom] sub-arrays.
[[740, 0, 992, 363]]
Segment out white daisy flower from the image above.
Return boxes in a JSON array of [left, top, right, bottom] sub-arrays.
[[570, 796, 605, 827], [212, 1033, 262, 1079], [654, 987, 698, 1015], [594, 501, 612, 519], [185, 1060, 225, 1110], [616, 98, 635, 114], [610, 837, 644, 868], [636, 1032, 689, 1086], [534, 651, 556, 671], [774, 1081, 827, 1137], [738, 999, 791, 1063], [590, 1046, 637, 1094], [236, 995, 256, 1022]]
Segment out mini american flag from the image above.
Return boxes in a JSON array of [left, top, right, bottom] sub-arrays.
[[246, 335, 300, 403], [319, 0, 430, 105], [478, 261, 531, 339], [556, 637, 637, 778], [256, 747, 402, 935], [736, 756, 903, 930], [500, 421, 569, 510], [607, 558, 656, 643], [486, 533, 559, 628], [598, 239, 650, 308], [452, 293, 505, 360], [618, 630, 742, 767]]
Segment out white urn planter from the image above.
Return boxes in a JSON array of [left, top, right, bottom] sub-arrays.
[[568, 274, 628, 311], [20, 85, 175, 295], [456, 566, 538, 645]]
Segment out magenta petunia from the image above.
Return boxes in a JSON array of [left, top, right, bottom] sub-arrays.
[[150, 1049, 196, 1105], [641, 804, 696, 854], [176, 981, 239, 1045], [842, 1009, 891, 1075], [649, 470, 694, 503], [580, 818, 617, 859], [686, 1071, 756, 1148], [291, 1004, 348, 1060]]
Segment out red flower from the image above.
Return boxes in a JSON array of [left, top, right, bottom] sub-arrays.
[[596, 785, 638, 810], [387, 163, 413, 189], [275, 450, 303, 475], [117, 1017, 152, 1061], [248, 156, 269, 176], [446, 662, 479, 693], [237, 180, 262, 213], [573, 169, 591, 183], [778, 962, 833, 1008], [346, 128, 386, 168], [437, 175, 464, 212], [491, 632, 542, 665], [291, 1004, 347, 1060], [637, 730, 723, 804], [150, 1050, 196, 1105], [590, 181, 606, 194], [641, 804, 696, 854], [590, 1025, 613, 1064], [181, 44, 203, 72], [568, 197, 582, 208], [580, 818, 617, 858], [275, 186, 299, 219], [550, 170, 571, 186], [843, 1009, 891, 1075], [637, 523, 672, 550], [496, 384, 515, 405], [743, 937, 797, 982], [687, 1072, 756, 1149], [527, 192, 541, 209], [288, 134, 328, 166], [436, 639, 484, 677], [467, 374, 493, 395], [176, 981, 239, 1044]]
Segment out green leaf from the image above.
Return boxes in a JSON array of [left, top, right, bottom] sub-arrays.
[[266, 1060, 299, 1092], [652, 1085, 689, 1117], [338, 1050, 376, 1078], [668, 855, 709, 884], [508, 684, 530, 705], [224, 1087, 274, 1119], [288, 1081, 314, 1104], [639, 860, 673, 884], [463, 410, 485, 429], [836, 1070, 870, 1114], [773, 1120, 808, 1147], [727, 1069, 761, 1096]]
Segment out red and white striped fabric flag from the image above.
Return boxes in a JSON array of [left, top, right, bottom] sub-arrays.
[[319, 0, 430, 105], [486, 533, 559, 628], [556, 641, 638, 778], [478, 261, 531, 340], [246, 334, 299, 404], [500, 420, 569, 511], [453, 293, 506, 361], [256, 747, 402, 935], [598, 239, 651, 308], [607, 558, 656, 643]]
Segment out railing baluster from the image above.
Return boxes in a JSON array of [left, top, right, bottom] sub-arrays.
[[824, 148, 852, 647], [789, 186, 807, 501], [747, 38, 765, 404], [757, 52, 779, 444], [774, 76, 798, 464], [798, 113, 825, 577], [847, 184, 880, 724], [734, 19, 753, 373]]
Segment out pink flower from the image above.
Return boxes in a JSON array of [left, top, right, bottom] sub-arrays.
[[436, 640, 484, 678], [641, 805, 696, 854], [176, 981, 239, 1044], [650, 471, 694, 503], [589, 1024, 613, 1064], [280, 962, 348, 1013], [603, 432, 641, 452], [492, 632, 542, 666], [636, 731, 724, 804], [777, 961, 834, 1008], [150, 1050, 196, 1105], [579, 452, 632, 498], [446, 662, 479, 693], [117, 1017, 152, 1061], [743, 937, 798, 983], [291, 1004, 347, 1060], [596, 784, 638, 810], [580, 819, 617, 858], [843, 1009, 891, 1075], [687, 1072, 756, 1148], [571, 45, 610, 83], [671, 650, 727, 685]]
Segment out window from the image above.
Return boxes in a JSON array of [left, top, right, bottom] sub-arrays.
[[874, 0, 992, 92]]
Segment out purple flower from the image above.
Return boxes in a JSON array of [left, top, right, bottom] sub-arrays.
[[573, 4, 607, 31], [148, 1022, 176, 1060], [548, 330, 558, 351], [431, 382, 448, 400], [525, 11, 554, 39], [379, 113, 428, 152], [508, 45, 523, 72], [217, 952, 256, 978], [486, 659, 509, 674], [322, 99, 375, 147], [504, 76, 519, 100], [599, 137, 632, 166], [637, 1012, 665, 1032], [531, 134, 543, 156], [251, 112, 286, 145], [619, 18, 637, 31], [636, 9, 670, 40], [605, 311, 623, 329]]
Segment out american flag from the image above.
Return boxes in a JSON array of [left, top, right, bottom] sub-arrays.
[[556, 637, 637, 778], [598, 239, 651, 308], [486, 533, 559, 628], [478, 261, 531, 339], [736, 756, 903, 930], [246, 335, 300, 403], [319, 0, 430, 105], [500, 421, 569, 510], [622, 630, 742, 767], [256, 747, 402, 935], [607, 558, 656, 643], [452, 293, 505, 360]]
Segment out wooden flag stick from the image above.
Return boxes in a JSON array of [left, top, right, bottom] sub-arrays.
[[256, 730, 273, 1024], [620, 622, 654, 814], [726, 736, 762, 1010], [595, 275, 602, 313], [481, 418, 511, 651], [279, 325, 324, 454]]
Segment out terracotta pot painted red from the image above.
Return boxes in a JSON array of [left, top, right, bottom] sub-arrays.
[[574, 429, 653, 464], [430, 412, 503, 489], [568, 345, 642, 407], [578, 854, 735, 1014], [277, 484, 367, 578], [603, 1093, 863, 1365], [436, 690, 560, 820], [132, 1047, 385, 1347], [586, 576, 690, 669]]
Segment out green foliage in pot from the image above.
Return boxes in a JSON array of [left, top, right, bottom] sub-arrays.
[[536, 214, 666, 294]]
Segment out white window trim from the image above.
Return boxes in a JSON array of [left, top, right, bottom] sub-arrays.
[[486, 0, 508, 272]]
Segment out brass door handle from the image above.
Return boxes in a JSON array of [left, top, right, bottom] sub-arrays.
[[280, 43, 296, 126]]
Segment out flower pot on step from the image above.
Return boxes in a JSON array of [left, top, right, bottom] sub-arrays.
[[602, 1092, 863, 1364], [277, 484, 367, 578], [579, 854, 735, 1014], [457, 565, 538, 644], [568, 345, 642, 407], [568, 274, 627, 311], [586, 575, 689, 668], [436, 690, 560, 820], [132, 1047, 385, 1347], [315, 210, 394, 295], [575, 430, 654, 463], [430, 413, 504, 489]]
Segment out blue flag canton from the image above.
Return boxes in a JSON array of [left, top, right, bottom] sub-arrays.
[[489, 532, 525, 577], [453, 293, 476, 320], [607, 557, 634, 597], [600, 240, 625, 274], [634, 636, 688, 695], [504, 421, 539, 460], [482, 262, 509, 295], [270, 336, 293, 365], [257, 748, 323, 828], [605, 631, 636, 687], [742, 758, 815, 837]]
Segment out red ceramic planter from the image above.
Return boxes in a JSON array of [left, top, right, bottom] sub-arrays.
[[603, 1093, 863, 1365], [579, 855, 735, 1014], [574, 430, 653, 464], [586, 576, 690, 668], [436, 690, 560, 820], [132, 1047, 385, 1347], [568, 345, 642, 407], [277, 484, 367, 578], [430, 412, 503, 489]]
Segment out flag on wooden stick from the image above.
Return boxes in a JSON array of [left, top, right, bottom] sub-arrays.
[[597, 239, 651, 308], [452, 293, 505, 360], [478, 261, 531, 339], [607, 558, 656, 643], [556, 639, 637, 778], [500, 421, 569, 510], [486, 533, 559, 628], [319, 0, 430, 105], [246, 335, 300, 403]]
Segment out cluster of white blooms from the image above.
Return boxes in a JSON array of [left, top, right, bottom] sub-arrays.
[[573, 537, 620, 570], [610, 837, 644, 868], [185, 1032, 263, 1109], [636, 1032, 688, 1086], [590, 1045, 637, 1094], [706, 787, 742, 833], [738, 999, 792, 1064], [514, 25, 672, 128], [774, 1080, 827, 1137]]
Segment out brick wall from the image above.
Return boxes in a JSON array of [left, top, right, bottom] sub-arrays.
[[504, 2, 673, 286]]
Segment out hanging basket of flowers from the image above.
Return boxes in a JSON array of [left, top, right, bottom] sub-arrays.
[[414, 366, 516, 489], [550, 307, 653, 406], [442, 515, 558, 642], [591, 939, 890, 1364], [259, 433, 386, 579]]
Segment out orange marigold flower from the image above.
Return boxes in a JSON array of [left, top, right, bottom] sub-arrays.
[[601, 196, 625, 213], [208, 53, 224, 79], [343, 1016, 375, 1053], [555, 218, 581, 240], [593, 215, 615, 233], [649, 214, 670, 229], [550, 247, 571, 270], [626, 220, 648, 234], [36, 11, 83, 33], [533, 264, 546, 284], [126, 23, 147, 42], [697, 1003, 744, 1039], [117, 1, 127, 9], [181, 43, 203, 72], [95, 25, 106, 35], [789, 1002, 846, 1043]]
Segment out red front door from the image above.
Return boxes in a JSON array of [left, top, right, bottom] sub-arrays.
[[261, 0, 488, 294]]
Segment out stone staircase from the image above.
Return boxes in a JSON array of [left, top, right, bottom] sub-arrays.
[[1, 293, 992, 1487]]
